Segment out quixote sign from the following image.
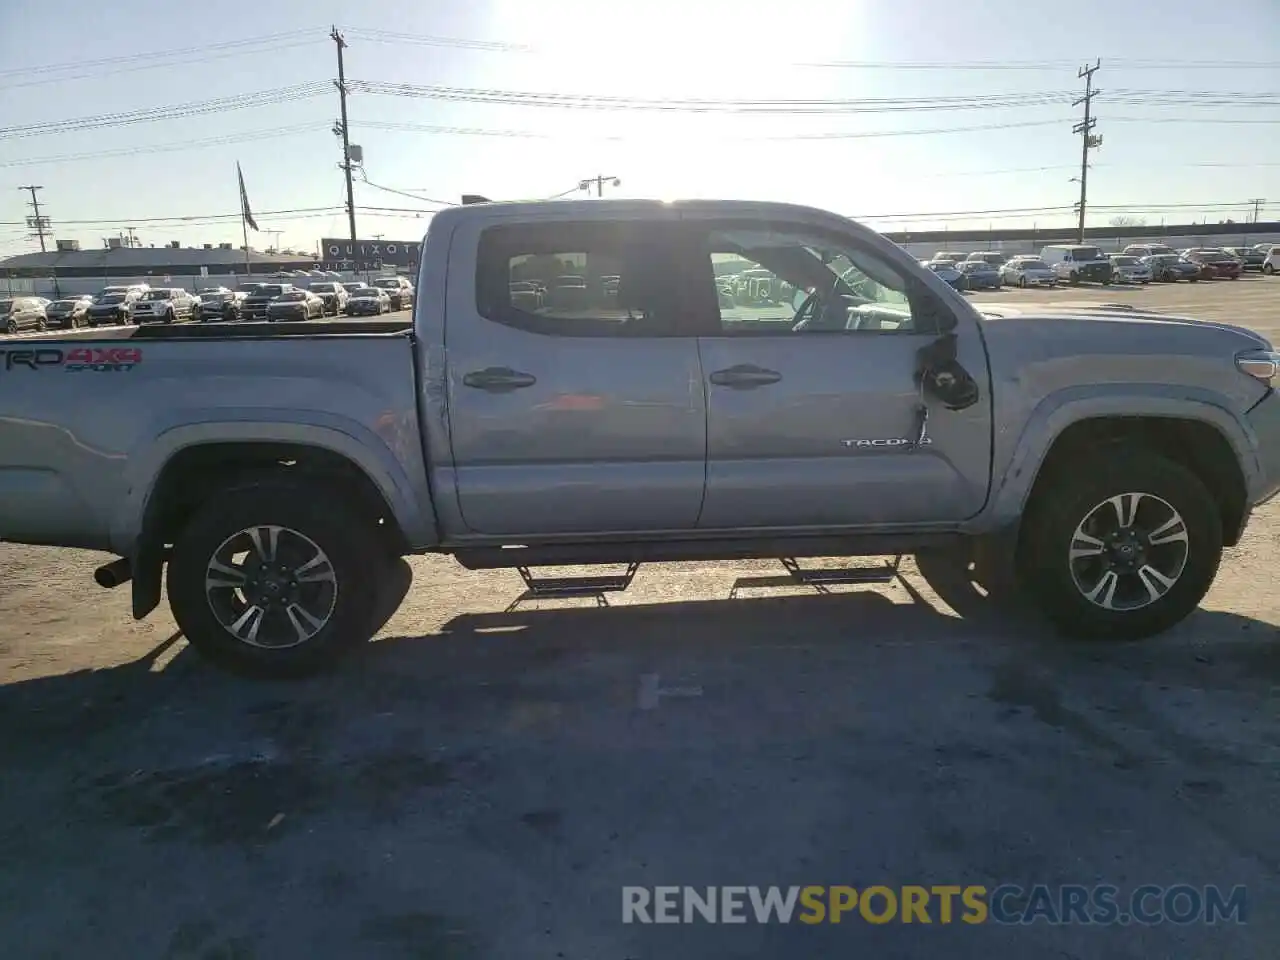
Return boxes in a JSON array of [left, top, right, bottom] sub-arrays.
[[320, 238, 421, 269]]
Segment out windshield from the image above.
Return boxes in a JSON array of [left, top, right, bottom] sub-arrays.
[[0, 300, 12, 312], [1070, 247, 1104, 261], [98, 294, 126, 304], [140, 290, 173, 301], [1017, 259, 1049, 269], [926, 262, 955, 272], [260, 285, 286, 297], [1113, 256, 1138, 265], [276, 291, 306, 301], [372, 279, 399, 288], [236, 284, 263, 294], [351, 287, 379, 296]]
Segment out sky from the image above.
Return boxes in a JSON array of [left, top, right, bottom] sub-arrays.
[[0, 0, 1277, 257]]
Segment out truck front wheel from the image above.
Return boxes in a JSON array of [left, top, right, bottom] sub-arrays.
[[166, 481, 386, 677], [1020, 452, 1222, 640]]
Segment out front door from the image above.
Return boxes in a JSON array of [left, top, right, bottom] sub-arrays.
[[444, 214, 708, 537], [685, 218, 993, 530]]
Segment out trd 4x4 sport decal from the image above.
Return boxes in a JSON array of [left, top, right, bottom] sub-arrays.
[[0, 346, 142, 372]]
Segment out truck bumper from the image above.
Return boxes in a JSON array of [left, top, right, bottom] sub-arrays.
[[1247, 388, 1280, 507]]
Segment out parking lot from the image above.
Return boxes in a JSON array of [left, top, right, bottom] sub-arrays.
[[1, 276, 1278, 958]]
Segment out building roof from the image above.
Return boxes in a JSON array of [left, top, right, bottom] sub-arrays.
[[0, 246, 316, 273]]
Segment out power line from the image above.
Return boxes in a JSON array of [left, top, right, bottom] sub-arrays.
[[0, 33, 326, 90], [353, 170, 456, 206], [0, 83, 330, 139], [0, 205, 344, 227], [0, 124, 327, 168]]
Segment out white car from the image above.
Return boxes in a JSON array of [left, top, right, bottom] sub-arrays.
[[1000, 257, 1057, 288], [1263, 245, 1280, 276], [1109, 255, 1152, 284]]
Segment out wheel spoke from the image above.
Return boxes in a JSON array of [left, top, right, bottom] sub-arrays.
[[285, 603, 327, 642], [245, 525, 281, 563], [1146, 512, 1189, 547], [292, 553, 336, 584], [1083, 569, 1121, 609], [228, 605, 265, 644], [1136, 564, 1178, 603], [1069, 530, 1106, 561], [1107, 493, 1143, 529], [205, 559, 246, 588]]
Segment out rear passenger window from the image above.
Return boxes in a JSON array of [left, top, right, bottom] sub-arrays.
[[475, 221, 686, 336]]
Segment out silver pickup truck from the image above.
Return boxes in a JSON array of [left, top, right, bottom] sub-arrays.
[[3, 199, 1279, 677]]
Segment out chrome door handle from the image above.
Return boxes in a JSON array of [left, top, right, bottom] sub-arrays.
[[709, 364, 782, 388], [462, 367, 537, 392]]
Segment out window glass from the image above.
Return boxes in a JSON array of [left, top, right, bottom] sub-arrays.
[[476, 221, 683, 336], [701, 226, 920, 335]]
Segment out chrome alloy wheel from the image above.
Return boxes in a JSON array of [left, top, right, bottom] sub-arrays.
[[1068, 492, 1189, 611], [204, 525, 338, 649]]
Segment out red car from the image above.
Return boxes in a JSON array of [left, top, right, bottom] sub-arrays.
[[1183, 249, 1242, 280]]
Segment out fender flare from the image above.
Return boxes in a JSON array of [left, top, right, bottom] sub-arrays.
[[987, 387, 1259, 527], [114, 418, 438, 618]]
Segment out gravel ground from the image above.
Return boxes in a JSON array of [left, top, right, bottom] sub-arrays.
[[1, 277, 1278, 959]]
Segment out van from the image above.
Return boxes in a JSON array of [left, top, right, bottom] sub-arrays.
[[1039, 244, 1113, 285]]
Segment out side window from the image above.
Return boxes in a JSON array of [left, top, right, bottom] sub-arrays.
[[694, 224, 929, 336], [475, 220, 688, 337]]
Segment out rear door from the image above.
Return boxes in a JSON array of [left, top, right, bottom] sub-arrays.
[[681, 216, 993, 530], [442, 212, 708, 536]]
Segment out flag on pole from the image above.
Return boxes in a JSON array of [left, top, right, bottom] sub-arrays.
[[237, 162, 259, 231]]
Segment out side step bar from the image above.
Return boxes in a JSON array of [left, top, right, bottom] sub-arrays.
[[454, 532, 964, 570], [515, 563, 641, 599], [781, 555, 901, 587]]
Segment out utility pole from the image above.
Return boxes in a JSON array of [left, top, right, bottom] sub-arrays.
[[124, 226, 139, 248], [18, 185, 49, 252], [331, 26, 358, 244], [579, 175, 621, 198], [1247, 198, 1266, 223], [1072, 60, 1102, 243], [264, 229, 283, 252]]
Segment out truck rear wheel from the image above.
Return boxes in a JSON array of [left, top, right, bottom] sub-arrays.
[[166, 481, 386, 678], [1020, 451, 1222, 640]]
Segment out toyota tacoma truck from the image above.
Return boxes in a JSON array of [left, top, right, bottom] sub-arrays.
[[2, 199, 1279, 678]]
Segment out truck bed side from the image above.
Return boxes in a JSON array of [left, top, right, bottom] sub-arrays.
[[0, 327, 436, 554]]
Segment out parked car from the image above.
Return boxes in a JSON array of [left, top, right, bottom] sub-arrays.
[[85, 290, 141, 326], [242, 283, 294, 321], [198, 289, 248, 322], [306, 281, 349, 316], [921, 260, 966, 291], [342, 282, 365, 294], [344, 286, 392, 316], [267, 289, 325, 321], [1040, 244, 1113, 284], [1183, 249, 1242, 280], [0, 296, 47, 335], [1263, 246, 1280, 276], [1223, 246, 1266, 272], [932, 250, 969, 264], [43, 296, 93, 329], [96, 284, 149, 300], [963, 251, 1008, 268], [130, 287, 200, 324], [1143, 254, 1201, 283], [370, 276, 415, 310], [1121, 243, 1176, 259], [1000, 256, 1057, 288], [1109, 255, 1152, 284], [956, 259, 1002, 291]]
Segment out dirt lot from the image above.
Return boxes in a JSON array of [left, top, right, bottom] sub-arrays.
[[2, 276, 1278, 959]]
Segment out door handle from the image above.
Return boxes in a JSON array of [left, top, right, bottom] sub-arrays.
[[709, 364, 782, 389], [462, 367, 537, 392]]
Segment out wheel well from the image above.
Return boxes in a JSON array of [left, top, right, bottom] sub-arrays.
[[143, 442, 408, 553], [1027, 416, 1248, 546]]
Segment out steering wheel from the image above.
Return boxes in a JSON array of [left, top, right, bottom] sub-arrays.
[[790, 290, 822, 331]]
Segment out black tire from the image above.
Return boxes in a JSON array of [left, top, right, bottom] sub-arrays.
[[166, 481, 388, 678], [1020, 451, 1222, 641], [1018, 276, 1027, 288], [1264, 264, 1274, 275], [37, 317, 47, 332], [5, 318, 17, 335]]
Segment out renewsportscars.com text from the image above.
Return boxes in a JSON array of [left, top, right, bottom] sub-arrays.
[[622, 884, 1248, 926]]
